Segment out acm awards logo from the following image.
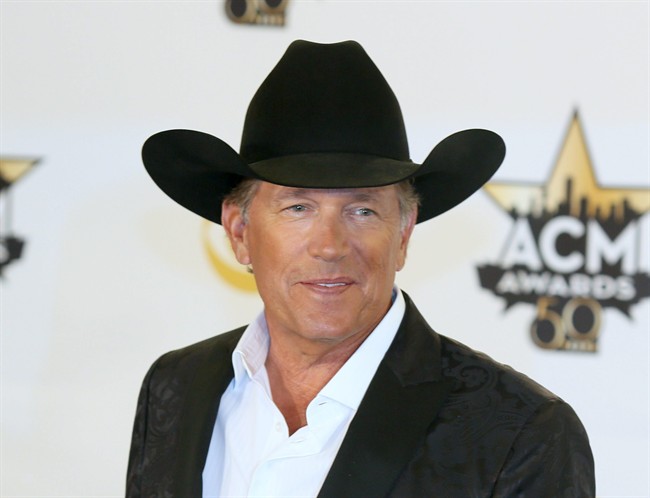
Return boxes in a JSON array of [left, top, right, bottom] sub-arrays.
[[0, 157, 39, 276], [225, 0, 289, 26], [477, 113, 650, 352]]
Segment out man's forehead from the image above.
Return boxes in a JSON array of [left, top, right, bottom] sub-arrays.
[[258, 182, 399, 200]]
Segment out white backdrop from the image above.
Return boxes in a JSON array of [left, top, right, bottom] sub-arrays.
[[1, 1, 648, 497]]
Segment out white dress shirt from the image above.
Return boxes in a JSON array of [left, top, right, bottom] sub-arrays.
[[202, 289, 406, 498]]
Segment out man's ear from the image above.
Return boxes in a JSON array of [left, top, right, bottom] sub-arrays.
[[221, 202, 251, 265], [397, 207, 417, 272]]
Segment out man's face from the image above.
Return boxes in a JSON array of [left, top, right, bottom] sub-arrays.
[[222, 182, 416, 350]]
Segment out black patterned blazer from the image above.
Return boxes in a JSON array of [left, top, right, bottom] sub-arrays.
[[126, 292, 595, 497]]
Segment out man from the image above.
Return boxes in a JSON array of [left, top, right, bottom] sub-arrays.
[[127, 40, 594, 497]]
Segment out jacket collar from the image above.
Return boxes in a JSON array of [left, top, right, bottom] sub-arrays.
[[171, 329, 242, 497], [317, 291, 450, 498], [172, 292, 449, 497]]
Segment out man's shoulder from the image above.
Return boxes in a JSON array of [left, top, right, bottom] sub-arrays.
[[402, 293, 559, 407], [437, 333, 564, 418], [146, 326, 246, 379], [162, 326, 245, 359], [390, 302, 594, 494], [394, 294, 559, 405]]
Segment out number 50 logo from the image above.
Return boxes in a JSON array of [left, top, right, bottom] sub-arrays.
[[225, 0, 289, 25], [531, 297, 601, 351]]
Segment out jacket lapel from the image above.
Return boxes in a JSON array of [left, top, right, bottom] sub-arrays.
[[318, 293, 451, 498], [165, 294, 447, 497], [171, 329, 243, 496]]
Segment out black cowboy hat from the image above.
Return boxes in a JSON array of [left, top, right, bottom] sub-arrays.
[[142, 40, 505, 224]]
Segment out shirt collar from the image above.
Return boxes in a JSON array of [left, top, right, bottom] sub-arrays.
[[231, 287, 406, 405], [318, 288, 404, 410], [232, 312, 269, 387]]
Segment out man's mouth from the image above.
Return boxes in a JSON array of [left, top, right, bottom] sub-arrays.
[[301, 278, 354, 290]]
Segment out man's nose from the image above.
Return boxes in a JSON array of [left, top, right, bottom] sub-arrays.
[[307, 215, 349, 262]]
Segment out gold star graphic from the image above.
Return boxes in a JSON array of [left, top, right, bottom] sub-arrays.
[[484, 113, 650, 222], [0, 157, 40, 191]]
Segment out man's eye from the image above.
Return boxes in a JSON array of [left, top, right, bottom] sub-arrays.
[[287, 204, 307, 212], [354, 207, 375, 216]]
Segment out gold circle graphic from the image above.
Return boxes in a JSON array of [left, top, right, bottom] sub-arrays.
[[201, 221, 257, 293]]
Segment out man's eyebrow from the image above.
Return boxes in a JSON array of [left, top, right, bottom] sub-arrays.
[[274, 188, 382, 202], [276, 188, 310, 199], [270, 188, 310, 204], [349, 192, 376, 203]]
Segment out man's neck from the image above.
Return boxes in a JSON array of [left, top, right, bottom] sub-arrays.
[[264, 328, 372, 435]]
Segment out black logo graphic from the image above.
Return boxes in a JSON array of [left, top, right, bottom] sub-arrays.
[[477, 113, 650, 352], [0, 157, 39, 276], [225, 0, 289, 26]]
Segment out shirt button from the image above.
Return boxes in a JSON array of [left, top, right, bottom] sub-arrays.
[[275, 422, 282, 432]]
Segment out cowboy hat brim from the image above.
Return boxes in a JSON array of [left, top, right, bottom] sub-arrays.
[[142, 128, 505, 224]]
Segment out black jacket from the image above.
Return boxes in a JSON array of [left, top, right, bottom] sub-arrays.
[[126, 292, 595, 497]]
